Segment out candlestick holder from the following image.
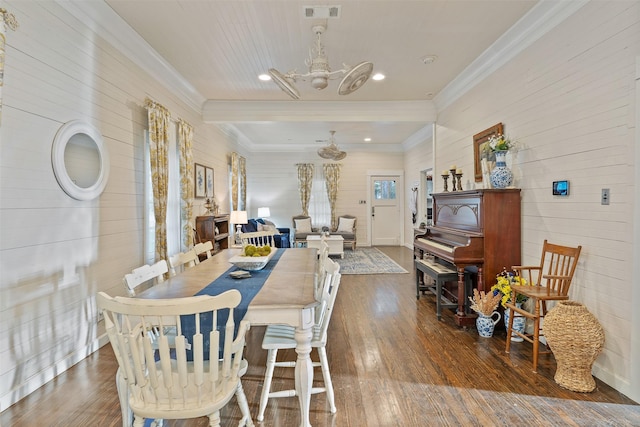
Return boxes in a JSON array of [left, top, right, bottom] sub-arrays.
[[455, 173, 463, 191], [441, 173, 450, 192], [450, 169, 457, 191]]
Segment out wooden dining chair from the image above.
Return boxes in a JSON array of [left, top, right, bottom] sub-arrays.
[[505, 240, 582, 372], [97, 290, 253, 427], [169, 249, 200, 275], [194, 240, 214, 260], [257, 258, 342, 421], [240, 230, 276, 248], [123, 260, 168, 296]]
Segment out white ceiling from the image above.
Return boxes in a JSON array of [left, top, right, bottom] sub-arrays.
[[98, 0, 540, 153]]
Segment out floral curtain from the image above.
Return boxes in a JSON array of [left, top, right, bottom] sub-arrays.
[[178, 119, 193, 249], [145, 98, 171, 264], [0, 9, 18, 126], [323, 163, 341, 230], [230, 152, 246, 211], [296, 163, 314, 216], [239, 155, 246, 210]]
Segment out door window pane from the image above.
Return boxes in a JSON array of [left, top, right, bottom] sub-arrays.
[[374, 179, 396, 200]]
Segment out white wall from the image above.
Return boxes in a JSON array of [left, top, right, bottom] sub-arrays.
[[434, 1, 639, 401], [0, 1, 234, 409], [403, 132, 434, 245]]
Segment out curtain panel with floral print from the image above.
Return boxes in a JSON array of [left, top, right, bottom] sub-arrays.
[[323, 163, 341, 230], [178, 119, 194, 249], [145, 98, 171, 264], [296, 163, 314, 216]]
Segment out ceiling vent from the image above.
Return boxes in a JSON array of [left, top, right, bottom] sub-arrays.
[[304, 6, 341, 19]]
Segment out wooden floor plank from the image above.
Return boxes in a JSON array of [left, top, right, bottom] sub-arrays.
[[1, 247, 638, 426]]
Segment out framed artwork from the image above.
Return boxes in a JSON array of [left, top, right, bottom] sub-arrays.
[[205, 167, 214, 198], [194, 163, 206, 198], [473, 123, 503, 182]]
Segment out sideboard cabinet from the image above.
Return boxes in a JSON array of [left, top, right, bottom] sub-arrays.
[[195, 215, 229, 254]]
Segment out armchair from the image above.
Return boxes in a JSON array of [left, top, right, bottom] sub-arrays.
[[332, 215, 357, 250], [241, 218, 290, 248], [292, 214, 321, 247]]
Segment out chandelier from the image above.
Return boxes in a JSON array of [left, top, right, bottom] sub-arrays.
[[268, 23, 373, 100], [317, 130, 347, 161]]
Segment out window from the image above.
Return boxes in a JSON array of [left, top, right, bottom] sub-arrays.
[[144, 122, 182, 265], [374, 179, 396, 200], [308, 166, 331, 229]]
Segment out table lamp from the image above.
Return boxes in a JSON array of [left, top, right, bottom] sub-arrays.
[[257, 207, 270, 219], [230, 210, 248, 244]]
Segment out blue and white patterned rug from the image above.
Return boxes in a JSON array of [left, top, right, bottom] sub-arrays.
[[335, 247, 408, 275]]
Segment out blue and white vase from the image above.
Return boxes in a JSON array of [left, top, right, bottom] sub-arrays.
[[504, 303, 526, 342], [490, 150, 513, 189], [476, 311, 501, 338]]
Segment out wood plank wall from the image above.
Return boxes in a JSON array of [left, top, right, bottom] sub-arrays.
[[0, 0, 233, 409], [432, 1, 639, 401]]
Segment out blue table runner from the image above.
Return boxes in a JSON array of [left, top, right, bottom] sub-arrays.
[[180, 249, 285, 360]]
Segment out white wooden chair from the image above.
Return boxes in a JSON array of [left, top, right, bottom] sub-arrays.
[[257, 259, 342, 421], [240, 231, 275, 248], [194, 241, 214, 260], [123, 260, 168, 297], [96, 290, 253, 427], [315, 241, 330, 301], [169, 249, 200, 275]]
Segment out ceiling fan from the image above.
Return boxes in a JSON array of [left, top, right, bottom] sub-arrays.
[[268, 23, 373, 100], [317, 130, 347, 161]]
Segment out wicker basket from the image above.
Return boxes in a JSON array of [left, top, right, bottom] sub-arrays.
[[542, 301, 605, 392]]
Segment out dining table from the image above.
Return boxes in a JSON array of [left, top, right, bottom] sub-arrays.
[[136, 247, 319, 427]]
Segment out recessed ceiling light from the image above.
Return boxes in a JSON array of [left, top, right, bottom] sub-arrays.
[[372, 73, 385, 81], [258, 74, 271, 81], [421, 55, 437, 64], [364, 137, 372, 142]]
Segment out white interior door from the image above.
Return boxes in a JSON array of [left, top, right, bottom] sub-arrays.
[[370, 176, 401, 246]]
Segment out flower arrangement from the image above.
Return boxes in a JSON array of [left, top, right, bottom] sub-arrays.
[[468, 288, 502, 316], [491, 268, 528, 308], [484, 134, 515, 153]]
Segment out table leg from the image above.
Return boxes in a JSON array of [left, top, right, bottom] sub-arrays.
[[294, 326, 314, 427]]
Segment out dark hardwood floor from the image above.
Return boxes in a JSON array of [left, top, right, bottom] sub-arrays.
[[2, 246, 638, 426]]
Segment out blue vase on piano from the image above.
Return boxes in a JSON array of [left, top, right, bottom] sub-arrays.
[[490, 150, 513, 189]]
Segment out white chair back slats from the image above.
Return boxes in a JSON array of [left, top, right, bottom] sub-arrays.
[[123, 260, 169, 296], [194, 241, 214, 259], [97, 290, 251, 426], [240, 231, 276, 249], [169, 249, 200, 275], [314, 241, 330, 300]]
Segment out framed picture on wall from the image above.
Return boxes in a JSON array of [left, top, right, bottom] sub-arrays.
[[473, 123, 503, 182], [194, 163, 206, 198], [205, 167, 214, 198]]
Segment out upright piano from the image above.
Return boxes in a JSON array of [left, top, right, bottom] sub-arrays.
[[414, 189, 521, 326]]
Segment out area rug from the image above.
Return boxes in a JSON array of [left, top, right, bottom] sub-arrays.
[[335, 247, 408, 275]]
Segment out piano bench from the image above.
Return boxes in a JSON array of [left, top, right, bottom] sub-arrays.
[[415, 259, 470, 321]]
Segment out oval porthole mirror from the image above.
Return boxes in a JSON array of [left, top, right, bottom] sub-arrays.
[[51, 120, 109, 201]]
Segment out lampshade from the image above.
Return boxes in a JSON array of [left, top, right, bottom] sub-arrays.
[[230, 210, 248, 225], [257, 207, 271, 218]]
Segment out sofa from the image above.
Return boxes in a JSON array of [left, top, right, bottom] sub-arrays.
[[241, 218, 290, 248]]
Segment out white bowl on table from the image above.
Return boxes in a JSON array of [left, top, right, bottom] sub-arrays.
[[229, 248, 277, 271]]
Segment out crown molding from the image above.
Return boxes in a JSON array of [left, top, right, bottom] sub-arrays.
[[402, 125, 433, 151], [202, 100, 436, 123], [57, 0, 206, 113], [434, 0, 589, 111]]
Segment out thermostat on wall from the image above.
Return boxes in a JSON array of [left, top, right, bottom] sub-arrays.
[[553, 180, 569, 196]]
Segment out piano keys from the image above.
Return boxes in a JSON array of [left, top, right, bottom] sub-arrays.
[[414, 189, 521, 326]]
